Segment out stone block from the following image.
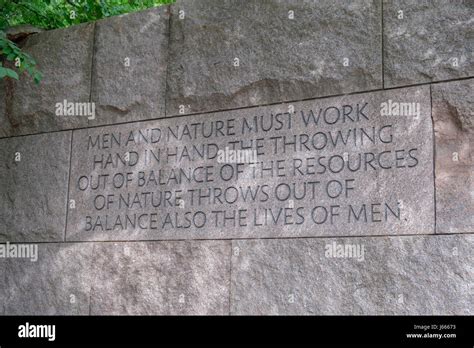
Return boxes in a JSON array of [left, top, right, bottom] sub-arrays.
[[231, 235, 473, 314], [67, 86, 434, 241], [384, 0, 474, 87], [167, 0, 382, 115], [432, 79, 473, 233], [1, 242, 94, 315], [0, 23, 94, 137], [0, 132, 71, 242], [91, 6, 169, 125]]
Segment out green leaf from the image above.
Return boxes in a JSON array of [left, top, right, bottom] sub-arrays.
[[34, 72, 42, 84], [5, 68, 19, 80]]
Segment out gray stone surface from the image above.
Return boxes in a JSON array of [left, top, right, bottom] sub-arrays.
[[432, 79, 473, 233], [0, 80, 6, 138], [0, 257, 4, 314], [166, 0, 382, 116], [0, 240, 230, 315], [231, 234, 474, 315], [91, 6, 169, 125], [0, 23, 94, 137], [0, 132, 71, 242], [384, 0, 474, 87], [67, 86, 433, 241], [1, 242, 94, 315], [89, 240, 230, 315], [0, 1, 472, 319]]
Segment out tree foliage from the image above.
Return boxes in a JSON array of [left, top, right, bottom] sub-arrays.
[[0, 30, 42, 83], [0, 0, 173, 83]]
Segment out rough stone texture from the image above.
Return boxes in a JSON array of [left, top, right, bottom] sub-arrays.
[[0, 23, 94, 137], [166, 0, 382, 116], [432, 79, 473, 233], [0, 132, 71, 242], [231, 234, 474, 315], [384, 0, 474, 87], [6, 25, 43, 42], [89, 240, 230, 315], [0, 80, 5, 138], [0, 258, 4, 314], [91, 6, 169, 125], [0, 240, 230, 315], [67, 86, 434, 241], [0, 1, 472, 318], [1, 243, 94, 315]]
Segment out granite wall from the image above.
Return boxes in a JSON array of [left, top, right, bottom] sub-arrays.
[[0, 0, 472, 315]]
